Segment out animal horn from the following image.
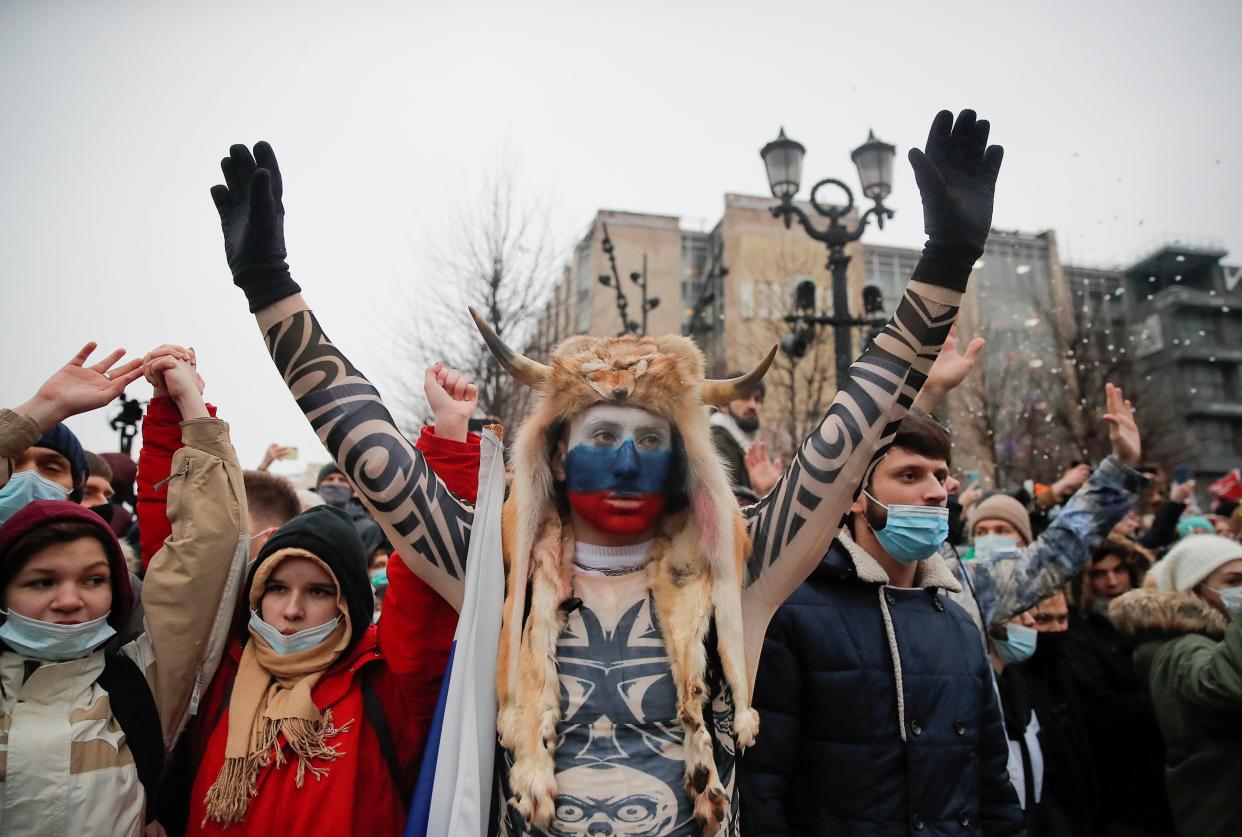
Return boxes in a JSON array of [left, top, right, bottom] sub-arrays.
[[700, 344, 778, 406], [468, 307, 551, 389]]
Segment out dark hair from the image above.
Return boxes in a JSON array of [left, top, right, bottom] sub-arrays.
[[0, 520, 117, 594], [85, 451, 113, 484], [546, 420, 691, 516], [724, 373, 765, 401], [243, 470, 302, 530], [889, 411, 952, 468]]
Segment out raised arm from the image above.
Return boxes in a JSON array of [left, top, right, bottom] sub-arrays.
[[743, 110, 1003, 609], [208, 142, 473, 608], [961, 383, 1147, 627]]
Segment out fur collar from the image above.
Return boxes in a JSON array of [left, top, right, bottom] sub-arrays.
[[837, 527, 962, 592], [1108, 588, 1228, 643]]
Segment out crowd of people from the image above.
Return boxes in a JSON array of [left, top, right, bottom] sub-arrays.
[[0, 108, 1238, 837]]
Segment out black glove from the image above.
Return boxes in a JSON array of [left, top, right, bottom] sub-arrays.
[[909, 110, 1004, 291], [209, 142, 301, 312]]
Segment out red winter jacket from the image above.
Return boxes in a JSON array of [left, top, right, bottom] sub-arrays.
[[181, 429, 475, 836], [136, 396, 217, 567]]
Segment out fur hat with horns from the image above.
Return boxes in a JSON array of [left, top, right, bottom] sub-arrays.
[[472, 308, 774, 833]]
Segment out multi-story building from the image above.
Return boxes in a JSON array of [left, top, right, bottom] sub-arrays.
[[532, 200, 1242, 484]]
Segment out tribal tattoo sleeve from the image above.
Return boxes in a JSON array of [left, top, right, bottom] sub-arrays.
[[264, 309, 473, 607], [741, 280, 961, 609]]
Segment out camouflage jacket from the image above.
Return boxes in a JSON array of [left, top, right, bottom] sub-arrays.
[[947, 455, 1148, 632]]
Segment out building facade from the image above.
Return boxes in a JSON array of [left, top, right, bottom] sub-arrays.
[[532, 200, 1242, 486]]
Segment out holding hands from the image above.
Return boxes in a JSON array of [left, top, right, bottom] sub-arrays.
[[143, 344, 209, 420], [17, 342, 144, 432]]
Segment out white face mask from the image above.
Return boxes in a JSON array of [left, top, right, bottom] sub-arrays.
[[0, 609, 116, 661], [973, 534, 1019, 561], [248, 611, 341, 655], [0, 470, 71, 524], [1209, 585, 1242, 619]]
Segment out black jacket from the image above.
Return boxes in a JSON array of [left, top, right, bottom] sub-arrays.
[[740, 535, 1023, 836], [1059, 610, 1173, 831]]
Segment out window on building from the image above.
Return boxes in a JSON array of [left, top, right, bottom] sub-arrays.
[[1183, 363, 1228, 400], [1196, 418, 1242, 459]]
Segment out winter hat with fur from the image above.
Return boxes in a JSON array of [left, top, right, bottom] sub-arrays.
[[1148, 533, 1242, 592], [471, 307, 775, 833]]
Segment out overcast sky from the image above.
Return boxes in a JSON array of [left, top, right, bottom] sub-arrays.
[[2, 0, 1239, 475]]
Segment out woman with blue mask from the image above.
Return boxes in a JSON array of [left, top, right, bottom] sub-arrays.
[[1109, 534, 1242, 837], [187, 501, 454, 836], [0, 346, 246, 837]]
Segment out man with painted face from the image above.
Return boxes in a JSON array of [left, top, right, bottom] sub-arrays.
[[207, 108, 1001, 835]]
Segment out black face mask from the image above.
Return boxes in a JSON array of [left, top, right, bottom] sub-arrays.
[[89, 501, 116, 525]]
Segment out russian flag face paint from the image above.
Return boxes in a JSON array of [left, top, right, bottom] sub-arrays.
[[561, 404, 672, 538]]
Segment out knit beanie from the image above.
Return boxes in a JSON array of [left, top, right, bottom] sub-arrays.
[[247, 505, 373, 653], [969, 493, 1034, 545], [1149, 534, 1242, 592], [0, 500, 134, 629], [99, 452, 138, 507], [35, 423, 87, 493], [316, 463, 343, 487], [1175, 515, 1213, 539]]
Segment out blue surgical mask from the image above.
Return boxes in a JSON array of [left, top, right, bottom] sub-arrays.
[[0, 470, 70, 524], [973, 534, 1019, 561], [994, 623, 1038, 665], [248, 611, 341, 655], [864, 490, 949, 564], [0, 609, 116, 661], [1210, 585, 1242, 619]]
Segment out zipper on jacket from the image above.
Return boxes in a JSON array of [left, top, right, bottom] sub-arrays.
[[154, 460, 191, 492]]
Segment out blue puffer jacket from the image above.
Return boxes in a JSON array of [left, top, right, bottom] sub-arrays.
[[739, 532, 1023, 836]]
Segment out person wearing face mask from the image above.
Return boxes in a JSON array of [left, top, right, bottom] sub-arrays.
[[0, 419, 89, 524], [183, 500, 469, 836], [142, 356, 476, 836], [208, 108, 1003, 836], [1108, 534, 1242, 837], [742, 411, 1022, 836], [0, 345, 245, 837]]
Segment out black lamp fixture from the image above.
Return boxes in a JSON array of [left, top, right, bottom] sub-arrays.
[[760, 126, 896, 386]]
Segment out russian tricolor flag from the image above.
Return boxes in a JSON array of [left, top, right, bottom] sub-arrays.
[[406, 430, 506, 837]]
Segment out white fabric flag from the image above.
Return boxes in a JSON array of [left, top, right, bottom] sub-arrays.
[[425, 428, 506, 836]]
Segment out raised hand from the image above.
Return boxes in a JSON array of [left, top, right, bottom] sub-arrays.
[[424, 362, 478, 442], [17, 342, 144, 431], [745, 439, 783, 499], [209, 141, 301, 312], [914, 324, 986, 413], [1051, 463, 1092, 500], [144, 355, 209, 420], [1102, 382, 1141, 467], [142, 344, 203, 398], [258, 443, 296, 471], [909, 109, 1004, 255]]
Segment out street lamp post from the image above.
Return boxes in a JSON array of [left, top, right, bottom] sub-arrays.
[[598, 223, 661, 337], [760, 127, 897, 388]]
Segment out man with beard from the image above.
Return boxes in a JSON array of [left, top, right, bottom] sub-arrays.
[[709, 379, 774, 501]]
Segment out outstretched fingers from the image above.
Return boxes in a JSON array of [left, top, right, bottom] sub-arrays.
[[253, 141, 282, 202], [68, 341, 99, 367], [924, 109, 954, 162], [88, 347, 127, 375]]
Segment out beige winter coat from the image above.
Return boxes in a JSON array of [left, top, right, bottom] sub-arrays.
[[0, 408, 248, 836]]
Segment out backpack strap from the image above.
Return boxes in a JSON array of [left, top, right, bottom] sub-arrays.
[[99, 652, 166, 823], [361, 663, 404, 801]]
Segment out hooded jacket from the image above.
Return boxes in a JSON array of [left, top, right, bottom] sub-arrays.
[[1109, 589, 1242, 837], [0, 409, 246, 837], [739, 530, 1023, 836], [184, 430, 477, 837]]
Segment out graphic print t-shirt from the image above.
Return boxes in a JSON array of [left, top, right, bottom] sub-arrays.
[[497, 571, 737, 836]]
